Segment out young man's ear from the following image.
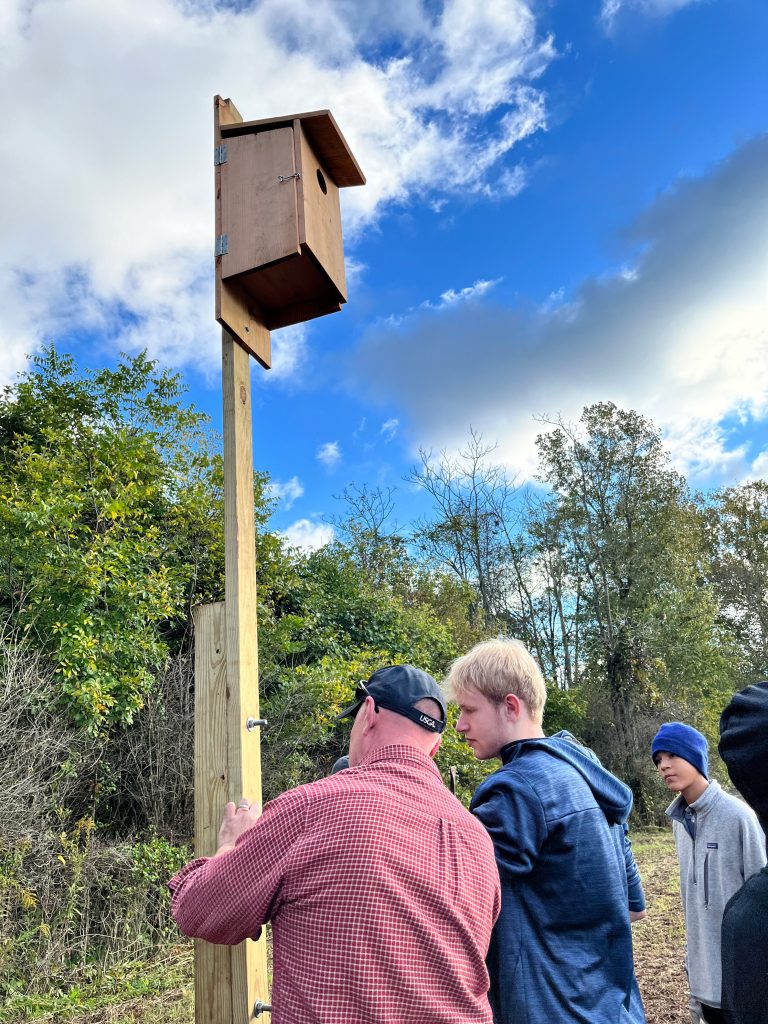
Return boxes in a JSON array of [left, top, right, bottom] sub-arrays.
[[503, 693, 522, 720]]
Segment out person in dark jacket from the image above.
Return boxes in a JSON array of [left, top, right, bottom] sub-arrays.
[[651, 722, 765, 1024], [718, 681, 768, 1024], [444, 638, 646, 1024]]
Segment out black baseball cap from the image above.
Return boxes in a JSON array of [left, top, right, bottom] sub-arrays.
[[336, 664, 446, 734]]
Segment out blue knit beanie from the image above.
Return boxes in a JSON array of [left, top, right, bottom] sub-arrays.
[[651, 722, 708, 779]]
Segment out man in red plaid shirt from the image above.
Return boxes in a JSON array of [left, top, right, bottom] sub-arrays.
[[170, 664, 500, 1024]]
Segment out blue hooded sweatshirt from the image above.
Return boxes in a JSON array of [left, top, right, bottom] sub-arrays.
[[470, 731, 646, 1024]]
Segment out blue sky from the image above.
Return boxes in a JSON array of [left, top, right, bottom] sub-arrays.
[[2, 0, 766, 548]]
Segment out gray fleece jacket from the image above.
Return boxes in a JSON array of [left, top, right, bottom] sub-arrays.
[[667, 780, 766, 1007]]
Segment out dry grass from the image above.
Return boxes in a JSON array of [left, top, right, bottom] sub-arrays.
[[11, 829, 688, 1024], [23, 989, 193, 1024], [632, 828, 689, 1024]]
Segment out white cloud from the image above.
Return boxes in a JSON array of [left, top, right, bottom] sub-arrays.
[[380, 418, 399, 441], [540, 287, 566, 313], [383, 278, 505, 329], [437, 279, 503, 308], [750, 450, 768, 479], [419, 0, 553, 116], [663, 420, 749, 480], [495, 165, 529, 198], [351, 136, 768, 484], [343, 256, 368, 290], [601, 0, 703, 29], [317, 440, 342, 468], [0, 0, 552, 385], [268, 476, 305, 510], [280, 518, 335, 551], [268, 324, 310, 384]]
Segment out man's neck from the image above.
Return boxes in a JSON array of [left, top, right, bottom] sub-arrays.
[[515, 724, 545, 741], [365, 734, 438, 762]]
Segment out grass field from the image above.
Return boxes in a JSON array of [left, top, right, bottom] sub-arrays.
[[6, 828, 689, 1024], [632, 829, 689, 1024]]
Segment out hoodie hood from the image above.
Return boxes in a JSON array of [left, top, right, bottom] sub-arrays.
[[501, 730, 634, 825], [719, 681, 768, 831]]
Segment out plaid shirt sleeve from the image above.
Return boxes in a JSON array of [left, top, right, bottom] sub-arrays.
[[169, 786, 307, 944]]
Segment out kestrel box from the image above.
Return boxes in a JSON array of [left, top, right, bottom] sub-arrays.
[[214, 97, 365, 368]]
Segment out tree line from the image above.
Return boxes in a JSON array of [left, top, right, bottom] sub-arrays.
[[403, 411, 766, 813]]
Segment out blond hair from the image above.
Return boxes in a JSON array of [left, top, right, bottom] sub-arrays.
[[444, 638, 547, 724]]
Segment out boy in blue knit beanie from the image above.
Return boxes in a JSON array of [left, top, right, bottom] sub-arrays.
[[651, 722, 766, 1024]]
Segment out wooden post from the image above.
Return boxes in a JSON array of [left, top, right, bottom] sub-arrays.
[[222, 330, 270, 1018], [194, 94, 362, 1024], [193, 336, 270, 1024], [193, 601, 233, 1024]]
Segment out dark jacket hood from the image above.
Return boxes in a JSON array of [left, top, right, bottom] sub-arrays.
[[501, 729, 634, 825], [719, 681, 768, 831]]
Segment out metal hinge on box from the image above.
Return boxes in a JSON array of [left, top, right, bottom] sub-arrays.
[[214, 144, 228, 166], [215, 234, 229, 257]]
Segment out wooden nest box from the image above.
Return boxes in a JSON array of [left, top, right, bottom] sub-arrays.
[[214, 97, 365, 367]]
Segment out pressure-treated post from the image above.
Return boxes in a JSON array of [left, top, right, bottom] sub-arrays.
[[223, 332, 270, 1018], [193, 600, 232, 1024], [192, 334, 270, 1023]]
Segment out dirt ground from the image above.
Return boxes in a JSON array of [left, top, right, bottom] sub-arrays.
[[632, 828, 690, 1024]]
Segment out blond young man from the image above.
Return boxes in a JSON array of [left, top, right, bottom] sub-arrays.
[[445, 638, 646, 1024]]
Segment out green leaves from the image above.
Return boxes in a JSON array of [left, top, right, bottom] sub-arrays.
[[6, 344, 750, 819], [705, 481, 768, 683], [531, 403, 736, 804], [0, 346, 223, 731]]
